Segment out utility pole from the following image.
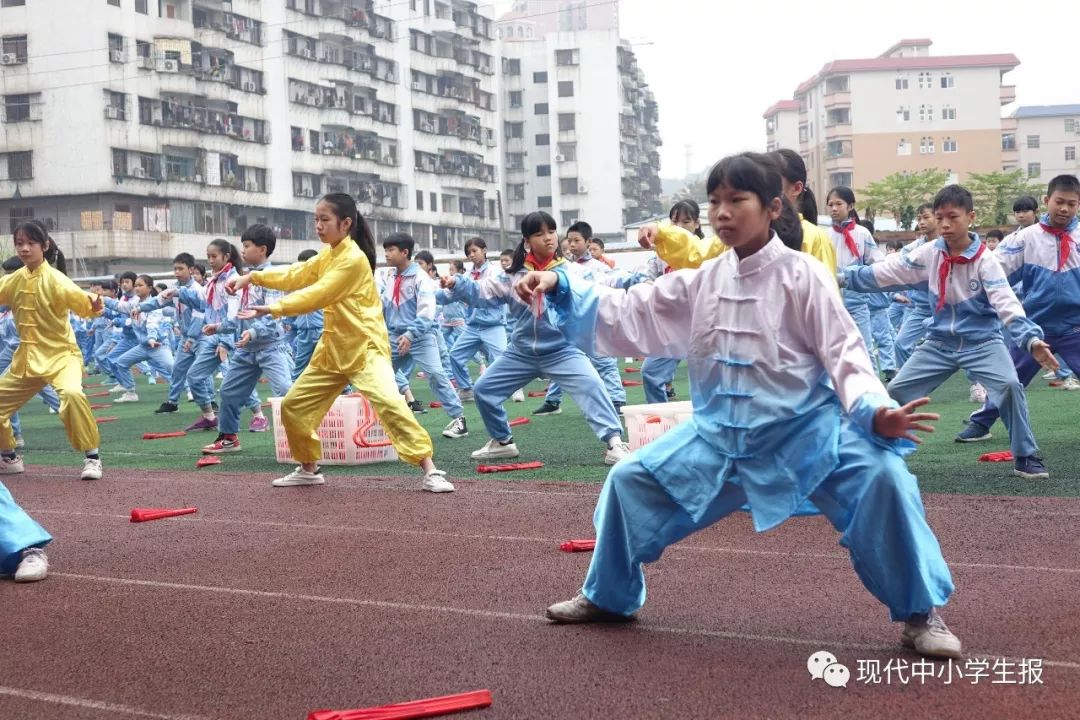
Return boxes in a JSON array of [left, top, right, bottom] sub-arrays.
[[496, 189, 507, 250]]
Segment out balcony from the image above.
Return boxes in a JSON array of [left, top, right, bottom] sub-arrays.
[[1000, 85, 1016, 105], [824, 91, 851, 110], [823, 154, 854, 173], [824, 123, 852, 141], [139, 99, 270, 144]]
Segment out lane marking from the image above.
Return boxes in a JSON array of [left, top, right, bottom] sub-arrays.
[[0, 686, 216, 720]]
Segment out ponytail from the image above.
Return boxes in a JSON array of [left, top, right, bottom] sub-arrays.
[[320, 192, 377, 271], [771, 197, 804, 252], [138, 274, 158, 297], [797, 186, 819, 224]]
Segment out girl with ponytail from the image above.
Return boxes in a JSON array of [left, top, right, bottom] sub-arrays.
[[229, 193, 452, 492], [826, 186, 883, 357]]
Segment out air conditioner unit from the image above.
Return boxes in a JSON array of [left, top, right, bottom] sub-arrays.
[[133, 167, 147, 178], [110, 49, 125, 63], [554, 154, 566, 162], [157, 58, 179, 72], [105, 106, 121, 119], [1, 53, 19, 65], [242, 81, 256, 91]]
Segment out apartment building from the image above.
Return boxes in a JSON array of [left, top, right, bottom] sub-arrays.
[[497, 15, 662, 236], [761, 39, 1018, 197], [0, 0, 503, 274], [1010, 104, 1080, 182], [763, 100, 800, 153]]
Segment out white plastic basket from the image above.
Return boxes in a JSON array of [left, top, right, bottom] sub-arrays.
[[270, 394, 398, 465], [623, 400, 694, 450]]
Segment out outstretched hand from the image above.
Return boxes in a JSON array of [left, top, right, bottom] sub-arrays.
[[237, 305, 270, 320], [1030, 340, 1060, 372], [225, 274, 253, 296], [637, 223, 659, 249], [88, 293, 103, 314], [440, 275, 457, 290], [873, 397, 939, 444], [514, 271, 559, 305]]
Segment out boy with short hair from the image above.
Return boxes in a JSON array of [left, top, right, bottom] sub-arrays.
[[154, 253, 215, 414], [588, 237, 616, 269], [844, 185, 1057, 480]]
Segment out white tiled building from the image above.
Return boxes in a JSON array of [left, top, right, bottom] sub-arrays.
[[1011, 105, 1080, 182], [0, 0, 506, 274], [496, 13, 661, 237]]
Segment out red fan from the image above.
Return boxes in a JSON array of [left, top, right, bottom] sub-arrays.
[[476, 461, 544, 473]]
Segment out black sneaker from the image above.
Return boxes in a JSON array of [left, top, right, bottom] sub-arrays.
[[665, 387, 677, 400], [1014, 456, 1050, 480], [211, 401, 219, 412], [613, 401, 625, 415], [882, 369, 897, 382], [441, 416, 468, 439], [408, 400, 427, 413], [954, 422, 992, 443], [154, 402, 179, 414], [532, 401, 562, 416]]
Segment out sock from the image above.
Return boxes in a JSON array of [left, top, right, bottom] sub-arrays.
[[86, 449, 100, 459], [499, 436, 513, 445], [2, 451, 16, 460], [203, 411, 216, 420], [252, 410, 265, 419], [224, 433, 238, 441]]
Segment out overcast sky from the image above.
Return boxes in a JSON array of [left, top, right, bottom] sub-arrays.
[[606, 0, 1077, 179]]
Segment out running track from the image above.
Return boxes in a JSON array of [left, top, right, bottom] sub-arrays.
[[2, 467, 1078, 719]]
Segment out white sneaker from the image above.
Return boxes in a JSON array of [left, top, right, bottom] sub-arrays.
[[14, 547, 48, 582], [109, 384, 125, 393], [80, 457, 102, 480], [901, 609, 962, 659], [441, 416, 469, 439], [604, 441, 631, 465], [511, 389, 525, 402], [470, 438, 520, 460], [13, 435, 24, 449], [422, 469, 455, 493], [216, 372, 224, 380], [147, 376, 157, 385], [1058, 376, 1080, 391], [0, 455, 25, 475], [1043, 370, 1057, 380], [48, 408, 57, 414], [271, 466, 325, 487], [187, 390, 194, 401], [458, 388, 475, 402], [968, 383, 987, 404], [115, 391, 139, 403]]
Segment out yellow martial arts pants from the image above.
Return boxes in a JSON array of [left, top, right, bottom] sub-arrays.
[[280, 349, 432, 466], [0, 354, 100, 452]]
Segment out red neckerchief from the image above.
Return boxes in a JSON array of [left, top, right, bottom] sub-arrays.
[[471, 262, 484, 280], [523, 253, 565, 271], [391, 272, 404, 306], [936, 243, 986, 312], [832, 220, 861, 261], [1039, 223, 1073, 271], [205, 263, 232, 307]]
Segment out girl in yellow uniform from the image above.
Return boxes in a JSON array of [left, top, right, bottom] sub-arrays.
[[229, 194, 452, 492], [0, 222, 104, 481]]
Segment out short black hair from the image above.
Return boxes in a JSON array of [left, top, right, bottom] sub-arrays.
[[986, 229, 1005, 241], [100, 279, 118, 292], [451, 259, 466, 272], [1012, 195, 1039, 213], [155, 282, 169, 292], [382, 232, 415, 259], [567, 221, 592, 239], [297, 249, 318, 262], [173, 252, 196, 267], [932, 184, 974, 213], [2, 255, 24, 272], [414, 249, 435, 265], [500, 249, 514, 258], [193, 263, 206, 276], [240, 223, 277, 257], [119, 271, 138, 283], [1047, 174, 1080, 197], [588, 237, 605, 250], [464, 236, 487, 252], [916, 202, 934, 215], [885, 239, 904, 252]]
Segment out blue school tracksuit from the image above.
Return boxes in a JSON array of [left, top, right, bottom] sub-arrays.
[[90, 313, 117, 380], [639, 253, 681, 404], [893, 237, 933, 367], [442, 261, 508, 392], [969, 215, 1080, 430], [0, 479, 51, 575], [102, 296, 175, 392], [544, 255, 626, 406], [288, 308, 323, 381], [99, 293, 140, 383], [444, 260, 622, 445], [549, 237, 951, 621], [157, 279, 214, 406], [215, 261, 294, 435], [827, 220, 882, 358], [179, 267, 242, 409], [0, 308, 61, 439], [866, 290, 898, 373], [382, 262, 463, 419], [845, 233, 1045, 459]]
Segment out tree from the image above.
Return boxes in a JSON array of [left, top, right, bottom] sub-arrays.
[[857, 169, 950, 230], [965, 170, 1041, 226]]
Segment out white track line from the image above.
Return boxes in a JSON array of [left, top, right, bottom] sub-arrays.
[[47, 572, 1080, 671], [29, 509, 1080, 575], [0, 686, 215, 720]]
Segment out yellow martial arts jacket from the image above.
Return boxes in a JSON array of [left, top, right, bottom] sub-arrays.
[[250, 237, 390, 375], [654, 216, 838, 276], [0, 262, 100, 378]]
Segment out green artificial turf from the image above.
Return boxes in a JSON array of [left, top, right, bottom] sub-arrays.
[[13, 364, 1079, 495]]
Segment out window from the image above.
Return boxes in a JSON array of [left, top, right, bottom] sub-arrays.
[[1028, 163, 1041, 178], [537, 195, 552, 208], [1067, 147, 1076, 162], [940, 72, 954, 89], [942, 106, 956, 121], [557, 81, 574, 97], [1002, 133, 1016, 151], [430, 192, 437, 210], [535, 133, 550, 146], [135, 0, 147, 12], [557, 143, 576, 161], [509, 184, 525, 201], [943, 137, 957, 153], [555, 49, 579, 66], [897, 138, 911, 156], [1027, 135, 1040, 149], [509, 91, 522, 108], [798, 126, 808, 143], [488, 200, 495, 219], [504, 121, 523, 139], [561, 210, 578, 227], [896, 106, 910, 123], [504, 58, 520, 75], [560, 178, 579, 194], [537, 164, 551, 177], [895, 75, 909, 90], [2, 94, 32, 122], [416, 190, 423, 210], [919, 104, 933, 122], [920, 137, 935, 155], [557, 113, 575, 131], [534, 102, 548, 115], [1, 0, 27, 6], [918, 71, 932, 89], [104, 90, 125, 120], [828, 172, 852, 188], [1, 35, 28, 63], [5, 151, 33, 179], [533, 71, 547, 83], [107, 0, 120, 6]]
